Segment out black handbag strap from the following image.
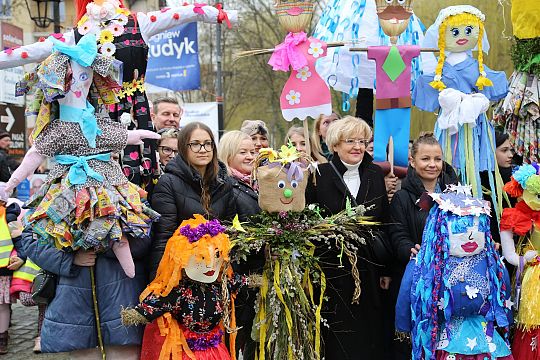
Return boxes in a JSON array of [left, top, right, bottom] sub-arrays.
[[329, 162, 358, 207]]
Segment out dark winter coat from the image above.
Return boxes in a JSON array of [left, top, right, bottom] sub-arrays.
[[21, 230, 150, 353], [232, 179, 260, 222], [305, 152, 389, 360], [149, 155, 236, 279], [389, 163, 458, 266]]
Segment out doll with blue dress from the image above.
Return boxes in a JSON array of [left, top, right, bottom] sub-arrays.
[[412, 6, 508, 218], [396, 184, 514, 360]]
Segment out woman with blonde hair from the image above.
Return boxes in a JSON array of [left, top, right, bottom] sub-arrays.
[[218, 131, 261, 360], [305, 115, 390, 360], [311, 112, 339, 160], [286, 126, 327, 163]]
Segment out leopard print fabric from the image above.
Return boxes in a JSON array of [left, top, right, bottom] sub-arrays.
[[35, 115, 129, 187]]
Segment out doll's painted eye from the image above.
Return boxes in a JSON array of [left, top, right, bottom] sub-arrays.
[[277, 180, 286, 189], [464, 26, 474, 36], [397, 0, 406, 4], [451, 28, 460, 37], [215, 249, 220, 259], [79, 72, 89, 81], [290, 180, 298, 188], [385, 0, 393, 4]]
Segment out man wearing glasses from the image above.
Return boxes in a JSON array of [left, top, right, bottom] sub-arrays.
[[151, 97, 183, 131]]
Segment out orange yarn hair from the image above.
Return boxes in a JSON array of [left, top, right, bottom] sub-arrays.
[[139, 215, 232, 360]]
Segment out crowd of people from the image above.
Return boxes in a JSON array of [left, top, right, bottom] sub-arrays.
[[0, 89, 525, 360]]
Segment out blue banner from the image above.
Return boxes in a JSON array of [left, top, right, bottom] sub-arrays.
[[146, 23, 200, 91]]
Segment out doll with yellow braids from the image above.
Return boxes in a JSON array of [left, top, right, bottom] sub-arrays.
[[412, 6, 508, 217], [121, 215, 247, 360]]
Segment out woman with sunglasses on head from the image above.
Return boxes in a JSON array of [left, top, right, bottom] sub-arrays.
[[305, 116, 391, 360], [156, 129, 179, 173]]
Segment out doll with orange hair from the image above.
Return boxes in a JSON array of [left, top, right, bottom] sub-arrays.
[[121, 215, 246, 360], [412, 6, 508, 217]]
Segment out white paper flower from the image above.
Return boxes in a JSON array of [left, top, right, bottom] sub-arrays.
[[465, 285, 479, 299], [108, 23, 125, 36], [296, 66, 312, 82], [285, 90, 301, 105], [78, 22, 96, 35], [308, 42, 324, 58], [100, 42, 116, 56], [466, 337, 477, 350], [115, 14, 129, 26]]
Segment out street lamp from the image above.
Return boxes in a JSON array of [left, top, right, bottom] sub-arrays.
[[24, 0, 62, 33]]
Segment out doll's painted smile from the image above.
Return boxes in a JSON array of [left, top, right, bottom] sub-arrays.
[[204, 270, 215, 276], [286, 7, 303, 16], [461, 242, 478, 253], [280, 197, 294, 204], [456, 39, 469, 45]]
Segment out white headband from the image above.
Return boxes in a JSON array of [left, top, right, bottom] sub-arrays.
[[422, 5, 490, 54]]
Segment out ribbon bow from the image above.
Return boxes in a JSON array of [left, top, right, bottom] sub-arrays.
[[215, 3, 231, 29], [437, 88, 489, 135], [50, 33, 98, 67], [55, 153, 111, 185], [268, 32, 308, 72], [59, 103, 103, 148]]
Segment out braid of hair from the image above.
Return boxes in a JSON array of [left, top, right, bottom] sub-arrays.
[[429, 22, 448, 91], [475, 22, 494, 90]]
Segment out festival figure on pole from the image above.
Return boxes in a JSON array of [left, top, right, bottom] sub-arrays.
[[396, 184, 514, 360], [0, 1, 237, 356], [413, 5, 508, 216], [499, 163, 540, 359], [367, 0, 419, 168]]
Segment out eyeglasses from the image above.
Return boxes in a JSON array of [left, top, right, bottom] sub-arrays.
[[341, 138, 369, 147], [188, 141, 214, 153], [158, 146, 178, 156]]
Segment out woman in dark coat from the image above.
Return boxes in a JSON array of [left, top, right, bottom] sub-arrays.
[[388, 133, 458, 360], [305, 116, 390, 360], [149, 122, 237, 279], [218, 130, 261, 360]]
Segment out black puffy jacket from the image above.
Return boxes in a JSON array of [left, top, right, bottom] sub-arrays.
[[389, 163, 458, 266], [232, 179, 260, 222], [149, 155, 237, 279]]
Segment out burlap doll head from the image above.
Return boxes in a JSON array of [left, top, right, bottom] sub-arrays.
[[254, 145, 314, 213], [275, 0, 315, 33], [375, 0, 414, 41]]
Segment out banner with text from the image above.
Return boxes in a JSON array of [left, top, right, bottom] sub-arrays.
[[181, 102, 219, 143], [145, 23, 200, 93]]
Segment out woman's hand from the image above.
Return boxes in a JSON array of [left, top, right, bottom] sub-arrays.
[[7, 256, 23, 271], [73, 249, 97, 267], [410, 244, 421, 259], [379, 276, 391, 290]]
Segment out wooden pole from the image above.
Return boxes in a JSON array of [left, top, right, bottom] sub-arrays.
[[90, 266, 106, 360]]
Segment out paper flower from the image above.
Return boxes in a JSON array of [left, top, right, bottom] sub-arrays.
[[78, 22, 95, 35], [513, 164, 538, 189], [278, 144, 300, 164], [77, 15, 89, 27], [296, 66, 311, 82], [259, 148, 278, 162], [308, 42, 323, 58], [232, 214, 246, 233], [99, 30, 114, 44], [116, 7, 131, 16], [100, 43, 116, 56], [115, 14, 129, 26], [108, 23, 124, 36], [285, 90, 301, 105]]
